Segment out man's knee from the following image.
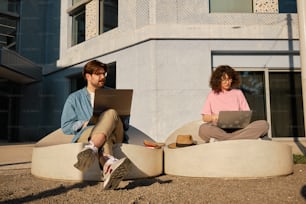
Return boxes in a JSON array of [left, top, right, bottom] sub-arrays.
[[101, 109, 119, 120]]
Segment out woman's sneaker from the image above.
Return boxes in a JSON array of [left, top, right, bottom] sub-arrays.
[[103, 157, 131, 190], [74, 147, 96, 172]]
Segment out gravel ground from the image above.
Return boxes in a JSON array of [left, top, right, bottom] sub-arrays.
[[0, 164, 306, 204]]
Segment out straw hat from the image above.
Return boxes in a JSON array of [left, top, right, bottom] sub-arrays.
[[168, 135, 196, 149]]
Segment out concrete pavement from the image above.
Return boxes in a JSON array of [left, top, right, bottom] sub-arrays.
[[0, 142, 35, 170]]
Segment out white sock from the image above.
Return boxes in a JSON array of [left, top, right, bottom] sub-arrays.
[[104, 155, 118, 165], [85, 140, 98, 154]]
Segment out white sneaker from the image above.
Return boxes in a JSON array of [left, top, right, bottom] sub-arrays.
[[209, 138, 218, 143], [103, 157, 131, 190], [74, 147, 96, 172]]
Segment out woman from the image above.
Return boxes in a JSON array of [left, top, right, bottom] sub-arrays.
[[198, 65, 269, 142]]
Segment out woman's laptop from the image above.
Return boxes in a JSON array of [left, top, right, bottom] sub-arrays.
[[88, 89, 133, 125], [217, 110, 252, 129]]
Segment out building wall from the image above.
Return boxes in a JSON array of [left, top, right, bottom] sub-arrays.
[[45, 0, 301, 142], [17, 0, 302, 142], [18, 0, 60, 65], [16, 0, 60, 141], [57, 1, 299, 67]]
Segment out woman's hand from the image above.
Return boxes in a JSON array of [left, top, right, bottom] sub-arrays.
[[211, 114, 218, 125], [202, 114, 219, 125]]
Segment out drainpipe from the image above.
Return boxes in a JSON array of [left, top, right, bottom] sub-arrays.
[[297, 0, 306, 136]]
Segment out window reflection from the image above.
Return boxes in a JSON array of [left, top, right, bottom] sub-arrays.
[[72, 9, 85, 45], [269, 72, 304, 137], [240, 71, 266, 122], [99, 0, 118, 33], [279, 0, 297, 13]]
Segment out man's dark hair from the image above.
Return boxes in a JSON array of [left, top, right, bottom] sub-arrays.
[[82, 60, 108, 80]]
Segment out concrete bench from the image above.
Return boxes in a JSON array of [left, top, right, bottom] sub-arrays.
[[31, 127, 163, 181], [164, 120, 294, 178]]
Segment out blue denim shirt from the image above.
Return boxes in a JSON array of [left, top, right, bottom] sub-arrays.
[[61, 87, 93, 143]]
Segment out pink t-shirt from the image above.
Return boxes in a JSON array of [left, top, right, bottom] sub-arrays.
[[201, 89, 250, 115]]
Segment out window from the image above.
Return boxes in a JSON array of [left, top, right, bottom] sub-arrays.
[[240, 70, 304, 138], [72, 0, 84, 6], [0, 16, 17, 49], [210, 0, 253, 13], [269, 72, 304, 137], [240, 71, 266, 122], [99, 0, 118, 34], [0, 0, 19, 50], [106, 62, 116, 88], [0, 0, 19, 13], [68, 0, 87, 46], [210, 0, 297, 13], [71, 8, 85, 46], [0, 95, 9, 140], [0, 82, 21, 141], [68, 0, 118, 46], [279, 0, 297, 13]]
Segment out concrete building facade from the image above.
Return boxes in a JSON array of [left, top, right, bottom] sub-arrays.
[[0, 0, 304, 146]]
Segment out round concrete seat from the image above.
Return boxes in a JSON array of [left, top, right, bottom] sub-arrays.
[[164, 120, 294, 178], [32, 142, 102, 181], [31, 127, 163, 181], [112, 143, 163, 179]]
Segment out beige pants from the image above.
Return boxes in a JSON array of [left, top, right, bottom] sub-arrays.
[[77, 109, 124, 155], [198, 120, 269, 142]]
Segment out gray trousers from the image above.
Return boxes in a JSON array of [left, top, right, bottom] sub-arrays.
[[198, 120, 269, 142]]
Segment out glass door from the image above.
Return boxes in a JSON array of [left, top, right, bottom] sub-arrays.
[[239, 70, 305, 138]]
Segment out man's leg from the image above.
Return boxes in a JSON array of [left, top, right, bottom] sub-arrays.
[[74, 127, 97, 172], [93, 110, 130, 190], [75, 109, 123, 170], [75, 109, 130, 190], [91, 109, 124, 165]]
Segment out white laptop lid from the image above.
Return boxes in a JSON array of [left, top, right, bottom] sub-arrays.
[[217, 110, 252, 129]]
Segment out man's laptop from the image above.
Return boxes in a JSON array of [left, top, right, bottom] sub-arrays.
[[88, 89, 133, 127], [217, 110, 252, 129]]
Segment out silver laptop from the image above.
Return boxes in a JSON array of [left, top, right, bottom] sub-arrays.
[[217, 110, 252, 129], [88, 89, 133, 125]]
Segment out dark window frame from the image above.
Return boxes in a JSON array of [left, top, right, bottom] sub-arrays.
[[99, 0, 118, 34], [209, 0, 297, 13], [71, 7, 85, 46]]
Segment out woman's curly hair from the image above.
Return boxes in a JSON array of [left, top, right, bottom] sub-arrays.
[[209, 65, 241, 93]]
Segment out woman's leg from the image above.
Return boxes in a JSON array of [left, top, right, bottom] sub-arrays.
[[228, 120, 269, 140], [199, 123, 230, 142]]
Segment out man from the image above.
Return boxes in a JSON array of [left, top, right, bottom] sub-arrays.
[[61, 60, 131, 190]]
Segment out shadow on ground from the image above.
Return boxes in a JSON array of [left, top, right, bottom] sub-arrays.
[[301, 185, 306, 200], [2, 182, 99, 203], [294, 137, 306, 155], [122, 178, 172, 190]]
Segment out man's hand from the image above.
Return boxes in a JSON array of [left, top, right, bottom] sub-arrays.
[[82, 121, 89, 128]]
